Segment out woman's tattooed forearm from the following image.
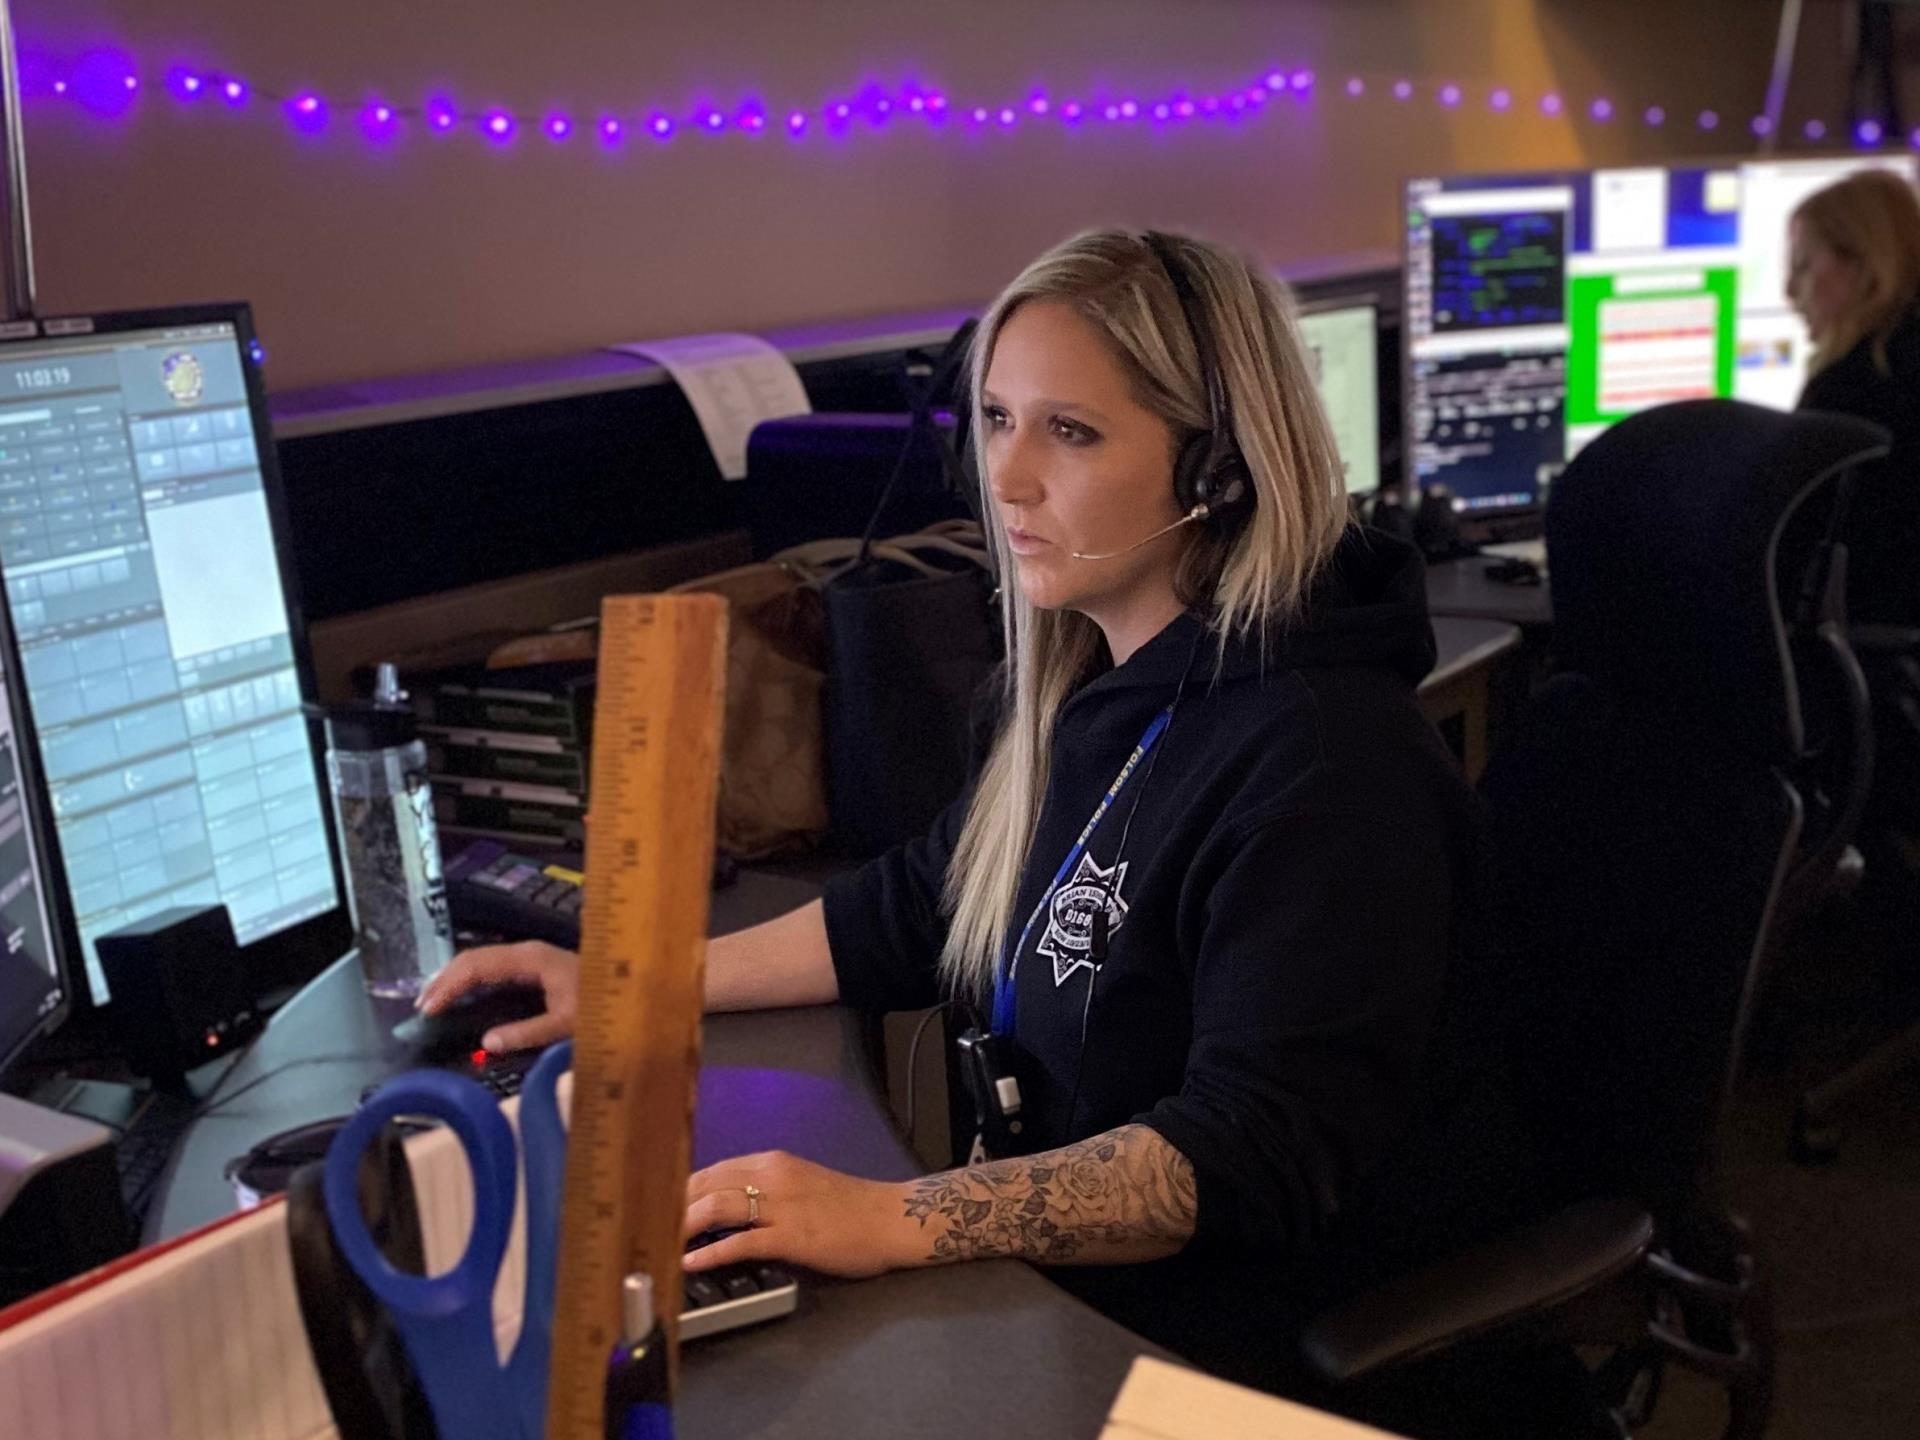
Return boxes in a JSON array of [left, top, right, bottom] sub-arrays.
[[901, 1123, 1197, 1264]]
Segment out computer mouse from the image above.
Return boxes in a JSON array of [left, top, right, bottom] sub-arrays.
[[391, 983, 550, 1064]]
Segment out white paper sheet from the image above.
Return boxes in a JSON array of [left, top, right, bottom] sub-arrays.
[[612, 332, 812, 480]]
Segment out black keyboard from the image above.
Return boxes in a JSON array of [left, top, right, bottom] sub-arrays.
[[682, 1263, 798, 1340], [113, 1089, 200, 1227]]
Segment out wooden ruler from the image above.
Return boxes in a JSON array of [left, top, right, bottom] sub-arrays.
[[544, 594, 727, 1440]]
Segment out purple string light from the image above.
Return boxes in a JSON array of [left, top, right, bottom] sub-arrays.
[[286, 91, 326, 132], [1857, 119, 1884, 145], [33, 49, 1853, 160]]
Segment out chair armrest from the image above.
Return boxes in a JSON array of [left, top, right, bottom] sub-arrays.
[[1850, 624, 1920, 656], [1298, 1197, 1653, 1384]]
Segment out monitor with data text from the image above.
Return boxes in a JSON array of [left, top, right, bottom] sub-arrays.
[[1404, 153, 1920, 513], [0, 594, 64, 1071]]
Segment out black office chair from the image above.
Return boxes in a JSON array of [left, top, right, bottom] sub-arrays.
[[1298, 401, 1890, 1439], [1789, 618, 1920, 1157]]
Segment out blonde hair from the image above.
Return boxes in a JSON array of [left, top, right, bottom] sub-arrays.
[[1794, 168, 1920, 376], [938, 228, 1350, 1000]]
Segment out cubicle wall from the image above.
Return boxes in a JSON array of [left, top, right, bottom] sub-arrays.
[[268, 267, 1404, 632]]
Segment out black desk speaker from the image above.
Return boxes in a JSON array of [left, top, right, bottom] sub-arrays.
[[98, 905, 262, 1086]]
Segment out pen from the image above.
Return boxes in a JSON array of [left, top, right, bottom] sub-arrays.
[[604, 1273, 673, 1440]]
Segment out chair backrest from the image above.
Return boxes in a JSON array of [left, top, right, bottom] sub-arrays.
[[1547, 400, 1887, 761], [1485, 401, 1881, 1227]]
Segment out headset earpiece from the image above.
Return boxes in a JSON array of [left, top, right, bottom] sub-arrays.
[[1146, 231, 1254, 532]]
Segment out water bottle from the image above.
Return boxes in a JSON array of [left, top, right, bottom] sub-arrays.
[[322, 663, 453, 997]]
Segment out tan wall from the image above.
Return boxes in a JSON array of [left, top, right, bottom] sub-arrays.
[[18, 0, 1808, 391]]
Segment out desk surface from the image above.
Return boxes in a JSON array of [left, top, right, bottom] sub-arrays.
[[154, 871, 1164, 1437], [1424, 555, 1555, 628], [1425, 615, 1522, 690]]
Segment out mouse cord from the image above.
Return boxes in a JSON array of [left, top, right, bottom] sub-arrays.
[[195, 1051, 386, 1120]]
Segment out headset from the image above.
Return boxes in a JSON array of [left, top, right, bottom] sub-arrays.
[[961, 232, 1258, 565], [1140, 229, 1255, 533]]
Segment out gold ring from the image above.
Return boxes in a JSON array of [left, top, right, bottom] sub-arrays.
[[742, 1183, 762, 1227]]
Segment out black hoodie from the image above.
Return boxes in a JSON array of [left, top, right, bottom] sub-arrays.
[[822, 528, 1525, 1394]]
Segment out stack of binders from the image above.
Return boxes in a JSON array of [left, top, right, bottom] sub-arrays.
[[411, 661, 595, 851]]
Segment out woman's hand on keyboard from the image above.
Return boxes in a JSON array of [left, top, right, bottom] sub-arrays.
[[417, 941, 579, 1052]]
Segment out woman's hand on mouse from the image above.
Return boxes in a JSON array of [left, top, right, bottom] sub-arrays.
[[417, 941, 579, 1052]]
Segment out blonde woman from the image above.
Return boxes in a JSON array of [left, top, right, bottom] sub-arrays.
[[1790, 168, 1920, 622], [427, 231, 1508, 1398]]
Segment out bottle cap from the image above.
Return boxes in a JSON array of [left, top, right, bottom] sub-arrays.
[[319, 662, 419, 751]]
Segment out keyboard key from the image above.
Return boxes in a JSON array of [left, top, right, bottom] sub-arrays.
[[685, 1275, 725, 1309], [721, 1273, 760, 1301]]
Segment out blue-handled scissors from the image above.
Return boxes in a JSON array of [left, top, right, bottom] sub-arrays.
[[323, 1042, 571, 1440]]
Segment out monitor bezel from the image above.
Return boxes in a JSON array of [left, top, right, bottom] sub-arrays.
[[0, 577, 70, 1074], [0, 302, 353, 1013], [1399, 148, 1920, 522]]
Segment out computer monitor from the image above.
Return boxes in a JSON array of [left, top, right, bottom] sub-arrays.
[[0, 595, 64, 1071], [1403, 152, 1920, 515], [1296, 301, 1383, 495], [0, 305, 349, 1005]]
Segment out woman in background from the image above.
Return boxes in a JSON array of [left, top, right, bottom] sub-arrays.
[[1789, 167, 1920, 622]]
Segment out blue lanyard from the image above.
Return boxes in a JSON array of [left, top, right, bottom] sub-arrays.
[[990, 704, 1174, 1037]]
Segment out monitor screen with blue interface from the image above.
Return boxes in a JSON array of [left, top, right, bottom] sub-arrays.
[[0, 316, 342, 1002], [0, 618, 62, 1068], [1296, 302, 1382, 495], [1404, 153, 1920, 513]]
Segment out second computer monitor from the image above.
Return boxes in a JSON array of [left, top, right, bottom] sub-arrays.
[[0, 305, 348, 1004], [1404, 152, 1920, 514], [1296, 301, 1383, 496]]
